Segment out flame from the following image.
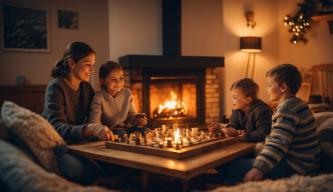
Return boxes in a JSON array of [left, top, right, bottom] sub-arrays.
[[158, 91, 181, 114]]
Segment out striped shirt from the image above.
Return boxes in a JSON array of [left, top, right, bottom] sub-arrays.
[[253, 97, 320, 175]]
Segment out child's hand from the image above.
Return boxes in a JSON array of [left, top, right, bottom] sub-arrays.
[[221, 127, 238, 137], [133, 113, 147, 128], [243, 168, 264, 182], [208, 122, 220, 133], [83, 123, 114, 141], [96, 126, 114, 141]]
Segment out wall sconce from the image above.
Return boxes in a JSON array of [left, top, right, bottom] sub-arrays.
[[240, 36, 262, 78], [245, 11, 256, 28]]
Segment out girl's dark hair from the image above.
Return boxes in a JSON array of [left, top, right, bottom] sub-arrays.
[[99, 61, 123, 79], [51, 42, 95, 78], [230, 78, 259, 99], [266, 63, 302, 95]]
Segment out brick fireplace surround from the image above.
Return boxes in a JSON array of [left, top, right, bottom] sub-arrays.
[[120, 56, 224, 127]]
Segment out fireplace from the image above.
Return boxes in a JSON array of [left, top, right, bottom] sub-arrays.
[[119, 0, 224, 127], [121, 63, 223, 128]]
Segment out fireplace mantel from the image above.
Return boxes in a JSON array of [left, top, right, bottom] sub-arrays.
[[119, 55, 224, 69]]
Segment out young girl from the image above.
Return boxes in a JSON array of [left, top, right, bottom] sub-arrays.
[[89, 61, 147, 136], [208, 78, 272, 142]]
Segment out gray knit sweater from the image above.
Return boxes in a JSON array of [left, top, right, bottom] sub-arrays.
[[42, 78, 95, 143], [88, 88, 137, 130], [253, 97, 321, 175]]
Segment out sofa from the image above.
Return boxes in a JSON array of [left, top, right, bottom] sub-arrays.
[[0, 101, 332, 192]]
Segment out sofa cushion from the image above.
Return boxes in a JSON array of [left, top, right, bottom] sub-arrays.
[[0, 139, 111, 192], [313, 112, 333, 129], [313, 112, 333, 173], [1, 101, 66, 173], [318, 118, 333, 160]]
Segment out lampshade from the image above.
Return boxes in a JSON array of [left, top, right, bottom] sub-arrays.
[[240, 37, 262, 52]]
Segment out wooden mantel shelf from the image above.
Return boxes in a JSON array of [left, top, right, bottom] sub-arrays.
[[312, 13, 333, 21]]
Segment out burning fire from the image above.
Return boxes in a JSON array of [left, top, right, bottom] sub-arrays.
[[158, 91, 177, 113], [159, 100, 177, 112], [156, 91, 187, 116]]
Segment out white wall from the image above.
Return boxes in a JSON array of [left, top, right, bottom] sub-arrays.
[[0, 0, 109, 88], [182, 0, 224, 57], [222, 0, 279, 116], [108, 0, 162, 61]]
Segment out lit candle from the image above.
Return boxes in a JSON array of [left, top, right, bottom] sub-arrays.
[[174, 129, 181, 150], [174, 128, 180, 143]]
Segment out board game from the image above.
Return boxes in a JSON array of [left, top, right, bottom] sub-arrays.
[[105, 127, 237, 159]]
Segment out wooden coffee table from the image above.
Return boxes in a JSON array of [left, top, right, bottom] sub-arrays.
[[68, 141, 255, 191]]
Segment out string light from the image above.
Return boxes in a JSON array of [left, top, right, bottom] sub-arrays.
[[282, 0, 333, 44], [283, 13, 311, 44]]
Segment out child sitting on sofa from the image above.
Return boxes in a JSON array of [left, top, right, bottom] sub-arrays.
[[208, 78, 272, 142], [222, 64, 321, 184], [89, 61, 147, 136]]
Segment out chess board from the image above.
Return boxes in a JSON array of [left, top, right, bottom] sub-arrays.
[[105, 133, 237, 159]]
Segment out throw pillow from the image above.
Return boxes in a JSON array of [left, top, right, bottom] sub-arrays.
[[0, 140, 111, 192], [1, 101, 66, 173], [313, 112, 333, 129], [317, 118, 333, 159]]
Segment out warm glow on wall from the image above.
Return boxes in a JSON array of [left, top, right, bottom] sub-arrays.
[[223, 2, 276, 37]]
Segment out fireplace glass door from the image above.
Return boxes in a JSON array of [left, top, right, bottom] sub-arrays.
[[148, 75, 200, 126]]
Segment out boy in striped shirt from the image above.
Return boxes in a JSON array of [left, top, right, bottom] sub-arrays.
[[243, 63, 321, 182]]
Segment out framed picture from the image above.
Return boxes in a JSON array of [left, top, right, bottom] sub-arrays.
[[58, 9, 79, 29], [2, 4, 49, 52]]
